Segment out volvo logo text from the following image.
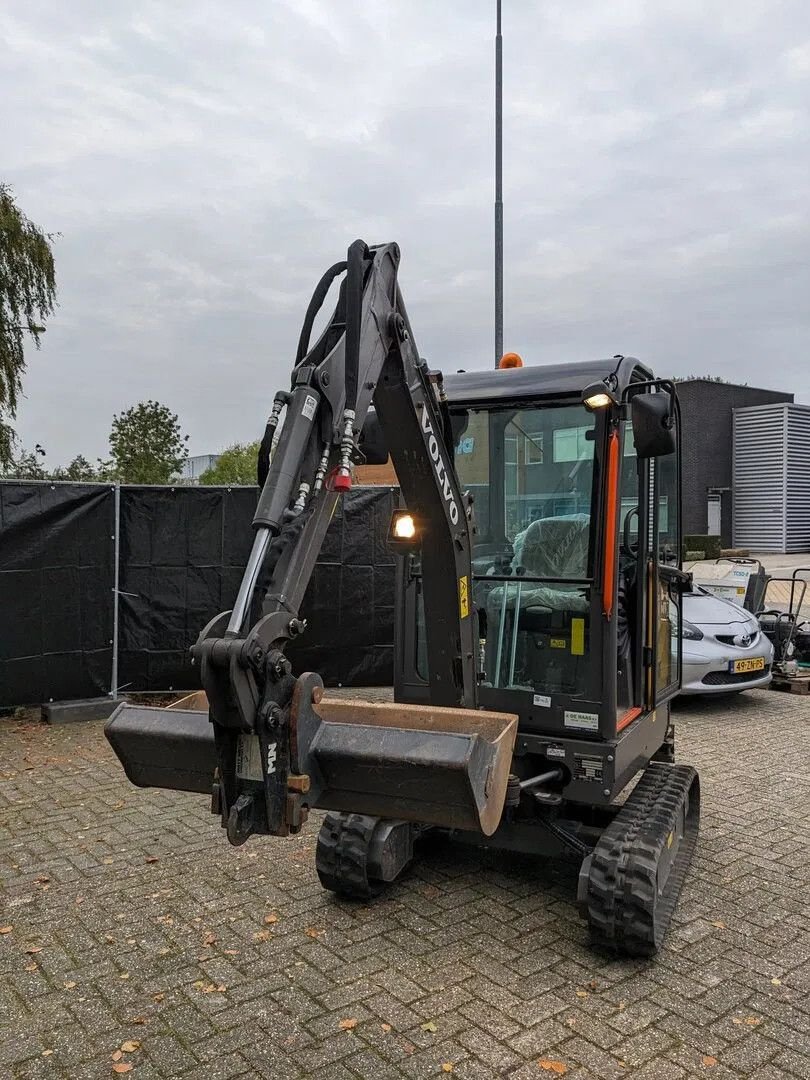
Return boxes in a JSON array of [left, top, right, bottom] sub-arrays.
[[420, 408, 459, 525]]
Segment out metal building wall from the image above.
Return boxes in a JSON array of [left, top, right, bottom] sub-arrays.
[[732, 404, 787, 551], [676, 380, 792, 545], [786, 405, 810, 552]]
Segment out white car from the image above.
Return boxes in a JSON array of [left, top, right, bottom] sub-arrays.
[[679, 587, 773, 695]]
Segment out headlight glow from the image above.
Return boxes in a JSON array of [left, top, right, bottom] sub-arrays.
[[393, 513, 416, 540]]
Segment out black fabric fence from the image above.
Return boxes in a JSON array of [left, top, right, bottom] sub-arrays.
[[0, 481, 397, 707]]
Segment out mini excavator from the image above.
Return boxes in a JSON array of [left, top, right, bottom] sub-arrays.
[[107, 241, 700, 956]]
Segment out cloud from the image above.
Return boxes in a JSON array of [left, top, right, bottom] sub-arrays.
[[2, 0, 808, 463]]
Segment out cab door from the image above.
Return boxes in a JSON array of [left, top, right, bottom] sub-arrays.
[[650, 432, 683, 705]]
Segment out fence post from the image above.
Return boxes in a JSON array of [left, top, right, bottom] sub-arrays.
[[110, 482, 121, 700]]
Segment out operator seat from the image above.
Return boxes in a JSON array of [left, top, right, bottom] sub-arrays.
[[485, 515, 590, 687], [513, 514, 590, 580]]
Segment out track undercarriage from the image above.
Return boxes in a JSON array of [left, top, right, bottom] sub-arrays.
[[316, 761, 700, 957]]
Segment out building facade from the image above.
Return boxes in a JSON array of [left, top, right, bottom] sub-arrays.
[[676, 380, 793, 547]]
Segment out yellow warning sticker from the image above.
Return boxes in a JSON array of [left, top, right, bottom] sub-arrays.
[[571, 617, 585, 656], [458, 575, 469, 619], [550, 638, 567, 649]]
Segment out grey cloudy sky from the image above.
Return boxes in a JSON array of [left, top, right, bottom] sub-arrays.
[[4, 0, 809, 464]]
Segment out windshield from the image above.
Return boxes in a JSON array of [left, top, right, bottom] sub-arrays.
[[416, 402, 601, 697], [453, 403, 597, 579]]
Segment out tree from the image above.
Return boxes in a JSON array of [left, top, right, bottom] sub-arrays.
[[1, 442, 47, 479], [108, 400, 189, 484], [51, 454, 99, 481], [0, 185, 57, 468], [199, 442, 260, 485]]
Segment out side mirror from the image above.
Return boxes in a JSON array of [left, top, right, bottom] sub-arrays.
[[358, 409, 389, 465], [631, 391, 676, 458]]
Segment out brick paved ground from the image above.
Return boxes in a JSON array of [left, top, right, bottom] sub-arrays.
[[1, 688, 810, 1079]]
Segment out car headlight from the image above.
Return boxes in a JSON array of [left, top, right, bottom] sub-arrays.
[[681, 619, 704, 641]]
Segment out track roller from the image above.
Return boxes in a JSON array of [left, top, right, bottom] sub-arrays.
[[316, 813, 416, 900], [580, 763, 700, 957]]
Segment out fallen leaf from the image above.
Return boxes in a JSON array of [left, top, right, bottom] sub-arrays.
[[64, 981, 77, 989], [537, 1061, 567, 1075], [119, 973, 130, 980], [24, 946, 43, 954], [381, 1023, 392, 1033], [152, 992, 165, 1003], [304, 927, 324, 938], [36, 875, 50, 884], [197, 954, 212, 963], [770, 977, 782, 986], [253, 930, 271, 942], [224, 949, 239, 956], [420, 1021, 438, 1033], [112, 1066, 133, 1075], [575, 990, 589, 999], [25, 961, 38, 972], [711, 921, 726, 930], [616, 1001, 627, 1011], [202, 932, 216, 946], [111, 1051, 123, 1062], [339, 1018, 358, 1030], [145, 856, 159, 864], [130, 1017, 147, 1025], [441, 1065, 454, 1074], [585, 980, 599, 991], [702, 1056, 718, 1067], [421, 884, 441, 898], [120, 1041, 140, 1052], [264, 913, 279, 925], [0, 926, 13, 934], [732, 1015, 761, 1026], [42, 1050, 53, 1057]]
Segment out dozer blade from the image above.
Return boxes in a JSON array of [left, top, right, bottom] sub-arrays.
[[105, 677, 518, 838]]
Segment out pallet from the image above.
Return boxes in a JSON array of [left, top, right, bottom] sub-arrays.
[[770, 674, 810, 695]]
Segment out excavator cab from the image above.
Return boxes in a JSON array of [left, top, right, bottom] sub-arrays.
[[397, 361, 689, 807], [106, 242, 699, 955]]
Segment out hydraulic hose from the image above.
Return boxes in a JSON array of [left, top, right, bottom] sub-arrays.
[[295, 259, 348, 365]]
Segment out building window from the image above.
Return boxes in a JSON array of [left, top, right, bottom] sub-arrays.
[[553, 426, 589, 462], [524, 433, 544, 464]]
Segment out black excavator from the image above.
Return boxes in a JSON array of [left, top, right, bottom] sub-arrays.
[[106, 240, 700, 956]]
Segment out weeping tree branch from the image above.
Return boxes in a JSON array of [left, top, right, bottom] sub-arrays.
[[0, 183, 57, 467]]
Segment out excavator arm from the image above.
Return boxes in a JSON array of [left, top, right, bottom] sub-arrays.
[[106, 242, 517, 843]]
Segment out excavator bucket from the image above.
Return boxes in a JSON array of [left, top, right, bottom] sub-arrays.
[[105, 682, 518, 837]]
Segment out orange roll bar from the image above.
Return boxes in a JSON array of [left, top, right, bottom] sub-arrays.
[[602, 428, 620, 618]]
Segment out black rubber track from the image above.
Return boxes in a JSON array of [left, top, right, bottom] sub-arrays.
[[315, 812, 384, 900], [585, 763, 700, 957]]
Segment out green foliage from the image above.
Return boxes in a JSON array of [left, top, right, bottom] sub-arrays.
[[684, 534, 722, 557], [51, 454, 100, 482], [199, 442, 260, 485], [2, 442, 47, 479], [673, 375, 747, 385], [108, 400, 189, 484], [0, 184, 57, 468]]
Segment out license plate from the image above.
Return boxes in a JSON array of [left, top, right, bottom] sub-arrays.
[[730, 657, 765, 674]]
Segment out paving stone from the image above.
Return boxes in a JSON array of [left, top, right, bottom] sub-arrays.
[[2, 689, 810, 1079]]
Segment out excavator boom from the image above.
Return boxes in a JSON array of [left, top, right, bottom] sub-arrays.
[[106, 241, 517, 843]]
